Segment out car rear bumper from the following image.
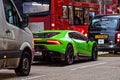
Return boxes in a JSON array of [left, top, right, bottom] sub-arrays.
[[33, 45, 65, 61], [34, 51, 65, 61], [98, 45, 120, 52]]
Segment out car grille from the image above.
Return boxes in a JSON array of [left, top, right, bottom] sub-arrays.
[[34, 42, 46, 44]]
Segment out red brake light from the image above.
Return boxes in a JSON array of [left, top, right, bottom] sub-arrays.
[[46, 40, 61, 44], [116, 32, 120, 42]]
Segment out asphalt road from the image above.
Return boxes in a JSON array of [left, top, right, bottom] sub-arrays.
[[0, 52, 120, 80]]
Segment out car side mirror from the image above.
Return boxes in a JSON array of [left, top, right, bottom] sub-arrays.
[[21, 15, 29, 28], [86, 39, 90, 43], [86, 38, 94, 43]]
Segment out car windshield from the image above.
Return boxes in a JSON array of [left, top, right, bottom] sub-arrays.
[[33, 32, 60, 38], [91, 18, 118, 30]]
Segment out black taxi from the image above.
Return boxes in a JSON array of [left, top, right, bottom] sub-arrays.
[[88, 15, 120, 53]]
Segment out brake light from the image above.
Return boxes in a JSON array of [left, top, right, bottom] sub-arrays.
[[46, 40, 61, 44], [116, 32, 120, 42]]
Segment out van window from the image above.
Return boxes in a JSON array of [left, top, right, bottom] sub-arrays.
[[3, 0, 21, 27]]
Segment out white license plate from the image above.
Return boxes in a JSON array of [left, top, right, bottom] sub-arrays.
[[98, 39, 104, 44], [35, 52, 42, 56]]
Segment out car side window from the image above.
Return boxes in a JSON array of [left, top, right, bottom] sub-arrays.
[[3, 0, 21, 27], [69, 32, 86, 40], [69, 32, 77, 39]]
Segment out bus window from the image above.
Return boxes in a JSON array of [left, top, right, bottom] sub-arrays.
[[22, 0, 50, 16], [89, 12, 95, 21], [89, 7, 98, 21], [62, 5, 68, 19], [68, 6, 74, 25], [74, 7, 83, 25], [84, 8, 89, 25]]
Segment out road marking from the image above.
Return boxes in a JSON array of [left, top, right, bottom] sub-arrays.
[[22, 75, 46, 80], [70, 62, 107, 71]]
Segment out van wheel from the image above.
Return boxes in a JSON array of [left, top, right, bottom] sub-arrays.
[[91, 44, 98, 61], [65, 44, 74, 65], [15, 51, 31, 76]]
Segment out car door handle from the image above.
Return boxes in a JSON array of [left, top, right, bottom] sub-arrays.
[[6, 29, 11, 33]]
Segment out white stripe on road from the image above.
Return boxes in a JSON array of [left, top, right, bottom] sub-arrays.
[[22, 75, 46, 80], [70, 62, 107, 71]]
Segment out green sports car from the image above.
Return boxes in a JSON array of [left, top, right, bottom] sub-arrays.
[[33, 30, 98, 64]]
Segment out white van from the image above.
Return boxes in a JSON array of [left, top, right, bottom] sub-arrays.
[[0, 0, 34, 76]]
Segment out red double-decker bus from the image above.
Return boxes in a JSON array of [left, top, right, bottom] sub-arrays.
[[18, 0, 99, 36]]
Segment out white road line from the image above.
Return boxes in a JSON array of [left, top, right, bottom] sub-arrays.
[[22, 75, 46, 80], [70, 62, 107, 71]]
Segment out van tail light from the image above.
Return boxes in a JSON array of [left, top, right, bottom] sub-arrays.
[[32, 38, 35, 51], [116, 32, 120, 42], [46, 40, 61, 44], [32, 38, 34, 45]]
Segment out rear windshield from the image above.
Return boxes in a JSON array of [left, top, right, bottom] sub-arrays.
[[90, 17, 118, 30], [33, 32, 60, 38]]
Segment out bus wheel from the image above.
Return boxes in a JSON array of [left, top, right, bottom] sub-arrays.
[[15, 51, 31, 76]]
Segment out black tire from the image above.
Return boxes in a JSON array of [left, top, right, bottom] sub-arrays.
[[109, 51, 114, 54], [114, 51, 118, 54], [91, 44, 98, 61], [15, 51, 31, 76], [65, 44, 74, 65]]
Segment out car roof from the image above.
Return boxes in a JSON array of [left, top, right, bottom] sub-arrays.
[[94, 14, 120, 19]]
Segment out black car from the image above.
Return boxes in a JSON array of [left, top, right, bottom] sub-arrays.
[[88, 15, 120, 53]]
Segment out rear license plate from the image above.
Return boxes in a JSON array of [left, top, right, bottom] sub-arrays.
[[35, 52, 42, 56], [98, 39, 104, 44], [34, 38, 41, 41], [95, 34, 108, 39]]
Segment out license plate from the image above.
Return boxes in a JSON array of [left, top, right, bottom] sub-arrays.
[[95, 34, 108, 39], [35, 52, 42, 56], [98, 39, 104, 44], [34, 38, 41, 40]]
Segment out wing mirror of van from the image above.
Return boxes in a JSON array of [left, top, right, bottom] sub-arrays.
[[21, 15, 29, 28]]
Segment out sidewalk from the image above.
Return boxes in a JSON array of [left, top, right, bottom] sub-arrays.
[[98, 52, 108, 55]]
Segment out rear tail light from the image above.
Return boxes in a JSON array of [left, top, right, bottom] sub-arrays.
[[46, 40, 61, 44], [116, 32, 120, 42]]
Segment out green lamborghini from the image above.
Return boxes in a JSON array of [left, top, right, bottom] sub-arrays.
[[33, 30, 98, 64]]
